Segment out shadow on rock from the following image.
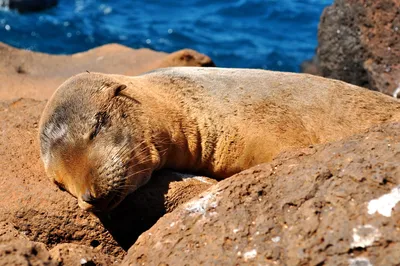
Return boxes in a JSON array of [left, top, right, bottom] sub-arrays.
[[96, 170, 216, 250]]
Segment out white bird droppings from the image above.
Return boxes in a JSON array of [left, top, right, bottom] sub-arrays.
[[180, 173, 214, 184], [193, 176, 214, 184], [271, 236, 280, 243], [348, 257, 372, 266], [368, 186, 400, 217], [185, 192, 219, 215], [243, 249, 257, 261], [351, 225, 380, 248]]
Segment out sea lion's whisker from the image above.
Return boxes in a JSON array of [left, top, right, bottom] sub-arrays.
[[123, 159, 152, 173], [122, 167, 151, 181], [99, 139, 147, 174], [98, 142, 130, 175]]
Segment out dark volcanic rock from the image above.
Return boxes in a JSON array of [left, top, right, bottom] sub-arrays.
[[300, 56, 322, 76], [124, 122, 400, 265], [0, 0, 57, 12], [307, 0, 400, 97]]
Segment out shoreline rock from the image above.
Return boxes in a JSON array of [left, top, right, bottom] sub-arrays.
[[0, 42, 215, 100], [0, 0, 57, 13], [302, 0, 400, 97]]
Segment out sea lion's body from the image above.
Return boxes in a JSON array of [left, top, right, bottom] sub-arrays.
[[39, 67, 400, 211]]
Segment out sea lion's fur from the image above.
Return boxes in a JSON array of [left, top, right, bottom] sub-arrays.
[[39, 67, 400, 211]]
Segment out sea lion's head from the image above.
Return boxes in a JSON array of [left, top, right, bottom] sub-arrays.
[[39, 73, 156, 212]]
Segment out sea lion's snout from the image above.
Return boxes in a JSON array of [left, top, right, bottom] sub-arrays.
[[78, 192, 97, 212], [78, 188, 114, 212]]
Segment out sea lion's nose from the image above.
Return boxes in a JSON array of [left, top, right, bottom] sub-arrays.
[[78, 188, 98, 211], [78, 188, 109, 212], [78, 199, 95, 212], [81, 188, 95, 203]]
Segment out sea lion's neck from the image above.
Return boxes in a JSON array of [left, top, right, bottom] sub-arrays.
[[136, 85, 207, 175]]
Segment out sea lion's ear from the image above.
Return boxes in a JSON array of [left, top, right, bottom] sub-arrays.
[[111, 84, 127, 97], [114, 86, 141, 104]]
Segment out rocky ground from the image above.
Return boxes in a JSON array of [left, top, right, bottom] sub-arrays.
[[302, 0, 400, 98]]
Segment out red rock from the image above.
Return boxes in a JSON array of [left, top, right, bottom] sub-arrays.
[[49, 243, 118, 265], [0, 240, 54, 266], [0, 239, 118, 266], [0, 42, 215, 100]]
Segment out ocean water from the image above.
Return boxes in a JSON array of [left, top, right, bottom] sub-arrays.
[[0, 0, 332, 72]]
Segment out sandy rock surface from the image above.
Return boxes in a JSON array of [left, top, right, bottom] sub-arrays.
[[0, 240, 55, 266], [303, 0, 400, 97], [124, 122, 400, 266], [0, 42, 214, 100], [49, 243, 118, 266], [0, 239, 118, 266]]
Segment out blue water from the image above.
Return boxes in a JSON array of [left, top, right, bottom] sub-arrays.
[[0, 0, 332, 72]]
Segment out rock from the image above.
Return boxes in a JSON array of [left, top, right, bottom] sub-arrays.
[[158, 49, 216, 68], [0, 239, 117, 266], [313, 0, 400, 97], [0, 42, 215, 100], [300, 56, 322, 76], [0, 222, 29, 243], [0, 0, 57, 12], [123, 122, 400, 265], [0, 240, 54, 266], [49, 243, 118, 265], [0, 99, 215, 261]]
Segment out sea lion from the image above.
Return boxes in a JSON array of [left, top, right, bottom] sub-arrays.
[[39, 67, 400, 212]]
